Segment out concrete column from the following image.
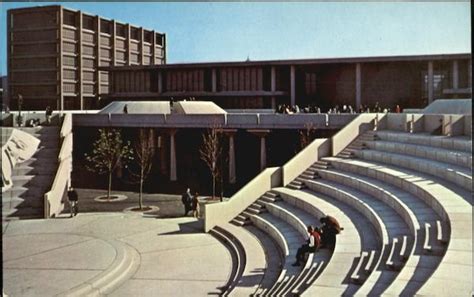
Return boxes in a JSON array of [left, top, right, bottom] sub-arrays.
[[212, 68, 217, 93], [469, 61, 472, 88], [428, 61, 434, 104], [452, 60, 459, 89], [248, 129, 270, 172], [290, 65, 296, 106], [158, 71, 163, 94], [271, 66, 276, 110], [260, 136, 266, 171], [169, 129, 177, 181], [355, 63, 361, 110], [223, 129, 237, 184]]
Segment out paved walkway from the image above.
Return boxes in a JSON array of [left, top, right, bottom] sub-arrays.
[[2, 211, 232, 296]]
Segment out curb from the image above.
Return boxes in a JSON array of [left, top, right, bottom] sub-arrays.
[[64, 239, 140, 296]]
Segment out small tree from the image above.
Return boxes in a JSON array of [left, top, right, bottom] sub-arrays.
[[199, 126, 223, 200], [127, 128, 156, 210], [299, 122, 316, 151], [85, 128, 133, 201]]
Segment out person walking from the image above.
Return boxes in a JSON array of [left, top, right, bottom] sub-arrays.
[[192, 192, 200, 218], [292, 225, 320, 266], [181, 188, 192, 216], [67, 187, 78, 217]]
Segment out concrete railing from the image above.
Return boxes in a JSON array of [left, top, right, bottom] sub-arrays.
[[73, 113, 356, 129], [204, 167, 281, 232], [331, 113, 382, 156], [44, 113, 73, 218], [282, 138, 330, 186]]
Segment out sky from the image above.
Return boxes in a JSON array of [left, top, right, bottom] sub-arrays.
[[0, 2, 471, 75]]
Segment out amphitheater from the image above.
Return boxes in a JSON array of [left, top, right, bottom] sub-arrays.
[[2, 100, 472, 296]]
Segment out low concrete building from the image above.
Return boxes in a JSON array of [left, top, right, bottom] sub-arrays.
[[101, 53, 471, 111]]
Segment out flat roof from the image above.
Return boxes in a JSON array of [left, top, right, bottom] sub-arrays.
[[101, 53, 471, 71]]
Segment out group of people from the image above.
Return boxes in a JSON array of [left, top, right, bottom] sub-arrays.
[[181, 188, 200, 218], [276, 102, 403, 115], [293, 215, 343, 267]]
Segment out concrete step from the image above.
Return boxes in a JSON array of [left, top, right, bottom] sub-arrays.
[[3, 195, 43, 209], [2, 206, 43, 220], [3, 186, 48, 198], [13, 162, 57, 175], [11, 174, 55, 188]]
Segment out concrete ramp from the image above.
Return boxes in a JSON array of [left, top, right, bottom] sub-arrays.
[[99, 101, 171, 114], [174, 101, 227, 114], [422, 99, 472, 114]]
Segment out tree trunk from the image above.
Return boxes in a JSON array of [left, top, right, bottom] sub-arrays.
[[107, 171, 112, 202], [139, 169, 144, 210], [212, 176, 215, 200]]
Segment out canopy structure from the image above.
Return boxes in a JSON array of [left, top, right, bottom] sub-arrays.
[[99, 101, 226, 114]]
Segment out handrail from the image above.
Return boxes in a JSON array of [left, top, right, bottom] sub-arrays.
[[60, 113, 72, 138]]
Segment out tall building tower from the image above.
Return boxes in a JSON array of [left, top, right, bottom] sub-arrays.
[[7, 5, 166, 110]]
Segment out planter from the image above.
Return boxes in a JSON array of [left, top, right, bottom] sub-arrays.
[[94, 194, 128, 203]]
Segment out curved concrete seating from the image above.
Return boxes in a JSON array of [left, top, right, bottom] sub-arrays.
[[356, 148, 472, 192], [262, 199, 332, 295], [209, 226, 245, 295], [323, 156, 472, 295], [364, 139, 472, 169], [215, 222, 268, 296], [315, 166, 446, 295], [305, 177, 414, 294], [274, 187, 378, 296], [376, 131, 472, 153], [248, 211, 304, 296], [245, 225, 282, 296]]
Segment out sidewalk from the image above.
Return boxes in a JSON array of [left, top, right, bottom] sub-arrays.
[[2, 192, 232, 296]]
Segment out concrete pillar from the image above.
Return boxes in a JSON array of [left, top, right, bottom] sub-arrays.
[[223, 129, 237, 184], [355, 63, 361, 110], [290, 65, 296, 106], [212, 68, 217, 93], [271, 66, 276, 110], [469, 61, 472, 88], [428, 61, 434, 104], [158, 71, 163, 94], [169, 129, 177, 181], [452, 60, 459, 89], [260, 136, 266, 171], [248, 129, 270, 172]]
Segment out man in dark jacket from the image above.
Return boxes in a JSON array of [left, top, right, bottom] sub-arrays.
[[182, 188, 192, 216], [67, 187, 78, 217]]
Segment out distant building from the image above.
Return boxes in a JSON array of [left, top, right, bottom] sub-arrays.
[[0, 76, 8, 109], [7, 5, 166, 110], [101, 53, 471, 110]]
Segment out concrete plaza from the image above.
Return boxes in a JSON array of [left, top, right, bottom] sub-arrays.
[[2, 191, 232, 296]]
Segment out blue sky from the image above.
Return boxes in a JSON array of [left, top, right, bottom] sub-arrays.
[[0, 2, 471, 75]]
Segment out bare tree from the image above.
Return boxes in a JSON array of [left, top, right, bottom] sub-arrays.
[[299, 122, 316, 151], [127, 128, 156, 210], [85, 128, 133, 201], [199, 125, 223, 200]]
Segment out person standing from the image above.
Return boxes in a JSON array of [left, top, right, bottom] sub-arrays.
[[395, 105, 401, 113], [45, 106, 53, 125], [67, 187, 78, 217], [123, 104, 128, 114], [182, 188, 192, 216], [192, 192, 200, 218]]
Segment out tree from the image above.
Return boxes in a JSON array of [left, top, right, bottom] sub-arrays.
[[199, 125, 223, 200], [127, 128, 156, 210], [299, 122, 316, 151], [85, 128, 133, 201]]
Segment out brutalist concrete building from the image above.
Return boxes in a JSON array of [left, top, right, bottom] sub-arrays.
[[7, 5, 166, 110]]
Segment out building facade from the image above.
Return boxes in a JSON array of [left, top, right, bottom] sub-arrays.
[[7, 5, 166, 111], [102, 54, 471, 111]]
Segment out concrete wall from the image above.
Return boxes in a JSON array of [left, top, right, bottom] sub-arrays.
[[423, 114, 444, 134], [204, 167, 281, 232], [282, 138, 330, 186], [464, 115, 472, 136], [387, 114, 409, 131]]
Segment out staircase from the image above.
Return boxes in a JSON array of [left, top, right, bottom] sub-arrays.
[[2, 126, 59, 220]]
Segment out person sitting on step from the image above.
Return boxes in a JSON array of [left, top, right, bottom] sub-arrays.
[[319, 215, 343, 249], [292, 225, 320, 266]]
